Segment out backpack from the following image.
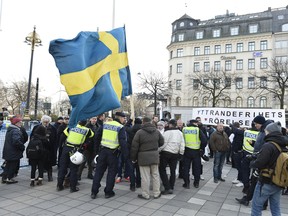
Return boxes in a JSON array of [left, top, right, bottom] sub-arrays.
[[261, 141, 288, 188], [26, 138, 43, 159]]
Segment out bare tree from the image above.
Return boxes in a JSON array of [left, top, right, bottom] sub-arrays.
[[138, 72, 168, 115], [251, 59, 288, 109], [187, 70, 235, 107]]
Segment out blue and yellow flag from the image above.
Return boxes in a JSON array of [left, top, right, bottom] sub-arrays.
[[49, 27, 132, 128]]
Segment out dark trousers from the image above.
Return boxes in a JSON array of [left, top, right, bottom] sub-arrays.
[[91, 148, 118, 195], [117, 153, 129, 179], [57, 146, 79, 190], [159, 151, 178, 190], [241, 151, 252, 189], [30, 159, 44, 179], [232, 151, 243, 181], [2, 160, 18, 180], [183, 148, 201, 185]]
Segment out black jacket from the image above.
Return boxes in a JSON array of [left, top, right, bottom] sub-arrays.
[[231, 126, 244, 152], [126, 123, 142, 149], [251, 131, 288, 184]]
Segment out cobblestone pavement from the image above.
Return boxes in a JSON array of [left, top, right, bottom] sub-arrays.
[[0, 160, 288, 216]]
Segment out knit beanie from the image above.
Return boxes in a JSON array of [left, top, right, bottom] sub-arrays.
[[10, 117, 22, 125], [265, 121, 281, 133], [157, 121, 165, 127], [253, 115, 266, 124]]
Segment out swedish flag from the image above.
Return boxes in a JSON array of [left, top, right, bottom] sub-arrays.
[[49, 27, 132, 128]]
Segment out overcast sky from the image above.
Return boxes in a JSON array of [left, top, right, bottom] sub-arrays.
[[0, 0, 287, 102]]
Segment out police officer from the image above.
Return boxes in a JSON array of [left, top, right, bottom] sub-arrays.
[[182, 119, 207, 189], [91, 112, 128, 199], [57, 119, 94, 192]]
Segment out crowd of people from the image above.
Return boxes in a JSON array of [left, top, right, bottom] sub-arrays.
[[1, 111, 288, 215]]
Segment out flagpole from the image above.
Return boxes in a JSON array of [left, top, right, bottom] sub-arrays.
[[112, 0, 115, 28], [0, 0, 3, 31]]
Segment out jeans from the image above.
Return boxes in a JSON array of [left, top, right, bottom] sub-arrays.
[[251, 182, 282, 216], [213, 151, 226, 179]]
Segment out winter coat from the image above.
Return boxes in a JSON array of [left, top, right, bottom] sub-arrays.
[[253, 119, 274, 153], [2, 124, 25, 161], [130, 123, 164, 166], [126, 123, 142, 149], [231, 126, 244, 152], [159, 128, 185, 155], [251, 131, 288, 184], [209, 130, 230, 152]]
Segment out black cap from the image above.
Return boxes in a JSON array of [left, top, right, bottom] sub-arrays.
[[57, 116, 64, 120], [168, 119, 177, 126], [189, 119, 198, 124], [115, 112, 125, 117]]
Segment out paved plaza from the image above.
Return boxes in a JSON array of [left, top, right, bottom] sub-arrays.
[[0, 160, 288, 216]]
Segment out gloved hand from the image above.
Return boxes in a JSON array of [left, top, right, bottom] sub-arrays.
[[199, 149, 204, 157]]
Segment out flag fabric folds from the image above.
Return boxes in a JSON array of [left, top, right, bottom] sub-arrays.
[[49, 27, 132, 128]]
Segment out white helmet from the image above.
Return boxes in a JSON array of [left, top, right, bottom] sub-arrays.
[[70, 151, 85, 165], [94, 155, 99, 164]]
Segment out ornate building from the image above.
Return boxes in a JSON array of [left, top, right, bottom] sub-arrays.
[[166, 6, 288, 121]]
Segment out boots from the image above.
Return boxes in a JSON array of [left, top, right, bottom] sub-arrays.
[[48, 169, 53, 182], [37, 178, 43, 186], [30, 179, 35, 187]]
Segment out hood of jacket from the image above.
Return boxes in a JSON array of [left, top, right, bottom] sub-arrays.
[[264, 131, 288, 148], [141, 123, 157, 134]]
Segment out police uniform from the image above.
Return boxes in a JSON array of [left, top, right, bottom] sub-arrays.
[[57, 122, 94, 192], [241, 129, 259, 190], [182, 120, 207, 188], [91, 114, 128, 199]]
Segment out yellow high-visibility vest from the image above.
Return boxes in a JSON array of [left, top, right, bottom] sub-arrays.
[[183, 126, 200, 150], [242, 130, 259, 154], [101, 121, 123, 149], [65, 124, 94, 146]]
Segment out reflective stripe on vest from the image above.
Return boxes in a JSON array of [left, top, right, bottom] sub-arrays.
[[183, 127, 200, 149], [66, 124, 90, 145], [242, 130, 259, 154], [101, 121, 123, 149]]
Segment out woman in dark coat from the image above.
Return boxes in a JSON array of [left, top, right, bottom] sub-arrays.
[[2, 117, 25, 184]]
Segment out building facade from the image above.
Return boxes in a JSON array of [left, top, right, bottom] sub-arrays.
[[166, 6, 288, 121]]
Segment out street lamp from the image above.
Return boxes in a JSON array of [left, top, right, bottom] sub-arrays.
[[23, 26, 42, 128]]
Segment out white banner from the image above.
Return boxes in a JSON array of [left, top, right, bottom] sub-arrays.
[[192, 108, 285, 128]]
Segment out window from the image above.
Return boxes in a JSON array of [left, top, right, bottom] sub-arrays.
[[260, 77, 267, 88], [193, 97, 199, 106], [260, 58, 268, 69], [170, 51, 173, 59], [194, 62, 200, 72], [230, 26, 239, 36], [236, 97, 243, 107], [236, 59, 243, 70], [225, 44, 232, 53], [194, 47, 200, 55], [168, 81, 172, 88], [248, 42, 255, 51], [176, 97, 181, 106], [193, 79, 200, 90], [249, 24, 258, 33], [178, 34, 184, 41], [213, 29, 221, 37], [225, 78, 231, 89], [214, 61, 221, 71], [248, 77, 255, 89], [282, 24, 288, 32], [204, 62, 210, 72], [203, 97, 209, 107], [237, 43, 243, 52], [172, 35, 175, 42], [214, 45, 221, 54], [225, 60, 232, 71], [169, 65, 172, 75], [177, 49, 183, 57], [247, 96, 255, 107], [204, 46, 210, 55], [196, 31, 203, 39], [278, 15, 284, 20], [213, 79, 220, 89], [177, 64, 182, 73], [204, 79, 209, 85], [260, 96, 267, 107], [176, 80, 182, 90], [224, 97, 231, 107], [180, 22, 184, 27], [248, 59, 255, 69], [275, 41, 288, 48], [260, 40, 268, 50], [236, 77, 243, 89], [276, 56, 288, 62]]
